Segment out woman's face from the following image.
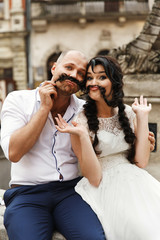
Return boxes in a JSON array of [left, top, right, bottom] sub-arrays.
[[86, 64, 112, 102]]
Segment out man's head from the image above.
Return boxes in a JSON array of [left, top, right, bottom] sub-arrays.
[[51, 50, 88, 96]]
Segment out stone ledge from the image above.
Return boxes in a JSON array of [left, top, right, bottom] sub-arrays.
[[123, 74, 160, 97], [0, 189, 66, 240]]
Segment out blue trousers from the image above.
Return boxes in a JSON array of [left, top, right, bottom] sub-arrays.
[[4, 177, 106, 240]]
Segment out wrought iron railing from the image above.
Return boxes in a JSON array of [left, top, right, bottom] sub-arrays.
[[31, 0, 149, 19]]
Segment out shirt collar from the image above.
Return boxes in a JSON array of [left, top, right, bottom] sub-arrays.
[[69, 94, 80, 112], [36, 87, 41, 102]]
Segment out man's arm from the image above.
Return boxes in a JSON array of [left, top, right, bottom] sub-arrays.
[[8, 106, 50, 162], [1, 81, 57, 163]]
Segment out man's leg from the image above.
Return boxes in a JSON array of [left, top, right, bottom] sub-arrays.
[[53, 192, 106, 240], [4, 187, 54, 240]]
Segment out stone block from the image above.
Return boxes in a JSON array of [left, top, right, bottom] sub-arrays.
[[32, 20, 47, 33], [139, 34, 157, 44], [123, 74, 160, 97], [149, 15, 160, 26], [151, 7, 160, 19], [142, 24, 160, 35], [131, 39, 152, 51], [0, 227, 8, 240]]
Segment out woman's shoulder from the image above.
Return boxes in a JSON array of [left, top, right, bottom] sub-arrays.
[[124, 104, 136, 130], [74, 110, 88, 128], [124, 104, 135, 118], [124, 104, 132, 112], [74, 110, 87, 122]]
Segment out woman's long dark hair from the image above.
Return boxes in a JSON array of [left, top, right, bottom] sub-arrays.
[[83, 56, 136, 164]]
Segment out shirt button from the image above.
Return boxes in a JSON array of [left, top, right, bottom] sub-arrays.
[[54, 151, 56, 154]]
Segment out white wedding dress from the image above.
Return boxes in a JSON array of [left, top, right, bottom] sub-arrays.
[[74, 105, 160, 240]]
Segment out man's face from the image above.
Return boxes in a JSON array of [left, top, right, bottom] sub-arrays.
[[52, 51, 87, 96]]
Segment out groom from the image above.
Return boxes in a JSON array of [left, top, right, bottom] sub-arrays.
[[1, 50, 106, 240]]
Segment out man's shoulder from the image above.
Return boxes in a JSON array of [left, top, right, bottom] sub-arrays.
[[8, 89, 36, 98], [72, 94, 85, 107], [5, 89, 37, 103], [2, 89, 37, 112]]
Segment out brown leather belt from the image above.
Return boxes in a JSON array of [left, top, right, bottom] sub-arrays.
[[11, 184, 23, 188]]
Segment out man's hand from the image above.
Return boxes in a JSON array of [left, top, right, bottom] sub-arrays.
[[39, 81, 58, 111]]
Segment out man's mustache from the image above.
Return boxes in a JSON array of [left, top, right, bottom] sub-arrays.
[[55, 73, 84, 88]]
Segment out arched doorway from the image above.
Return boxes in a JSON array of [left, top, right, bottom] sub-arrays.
[[47, 52, 61, 80]]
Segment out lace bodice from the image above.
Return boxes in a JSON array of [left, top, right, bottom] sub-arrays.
[[74, 104, 135, 158], [98, 115, 121, 136]]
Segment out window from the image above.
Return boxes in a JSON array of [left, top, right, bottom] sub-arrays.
[[0, 68, 13, 80]]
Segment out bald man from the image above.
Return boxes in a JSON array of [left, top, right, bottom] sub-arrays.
[[1, 50, 106, 240]]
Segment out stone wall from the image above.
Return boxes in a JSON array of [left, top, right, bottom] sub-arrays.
[[11, 35, 28, 90], [31, 20, 145, 83]]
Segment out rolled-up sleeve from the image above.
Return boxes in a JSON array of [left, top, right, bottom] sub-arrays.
[[1, 92, 27, 160]]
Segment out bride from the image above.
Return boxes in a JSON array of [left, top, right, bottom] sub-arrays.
[[55, 55, 160, 240]]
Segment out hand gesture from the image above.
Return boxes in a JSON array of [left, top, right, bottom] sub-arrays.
[[55, 114, 88, 137], [39, 81, 58, 111], [132, 95, 151, 116]]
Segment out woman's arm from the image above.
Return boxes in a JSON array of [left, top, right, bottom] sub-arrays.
[[132, 96, 151, 168], [55, 114, 102, 187]]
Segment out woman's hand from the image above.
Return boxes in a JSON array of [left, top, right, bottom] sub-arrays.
[[132, 96, 155, 151], [132, 95, 152, 116], [55, 114, 88, 137]]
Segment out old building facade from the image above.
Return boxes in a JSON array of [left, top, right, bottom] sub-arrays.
[[0, 0, 27, 103], [0, 0, 160, 189]]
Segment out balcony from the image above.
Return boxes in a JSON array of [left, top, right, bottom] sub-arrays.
[[31, 0, 149, 21]]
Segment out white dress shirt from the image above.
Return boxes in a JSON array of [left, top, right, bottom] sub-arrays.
[[1, 88, 85, 186]]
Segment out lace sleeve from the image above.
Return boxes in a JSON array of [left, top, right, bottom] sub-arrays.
[[124, 104, 136, 131], [73, 111, 89, 130], [74, 111, 94, 143]]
